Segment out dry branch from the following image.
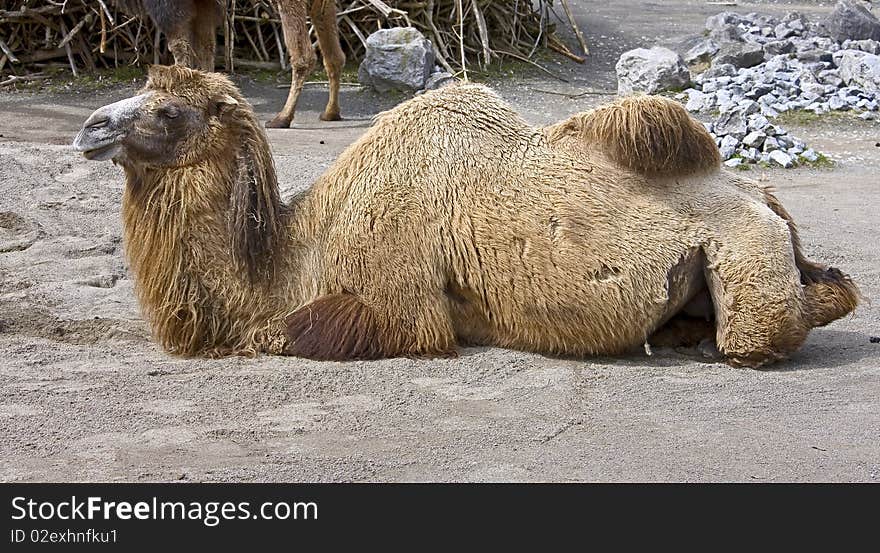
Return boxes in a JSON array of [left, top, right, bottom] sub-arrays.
[[1, 0, 588, 83]]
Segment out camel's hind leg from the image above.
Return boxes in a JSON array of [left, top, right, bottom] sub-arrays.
[[190, 0, 223, 71], [267, 0, 316, 128], [702, 202, 811, 367], [311, 0, 345, 121]]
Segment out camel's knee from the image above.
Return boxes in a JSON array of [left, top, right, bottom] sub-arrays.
[[703, 212, 813, 367]]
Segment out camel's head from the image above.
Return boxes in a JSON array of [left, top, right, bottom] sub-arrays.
[[73, 65, 246, 168]]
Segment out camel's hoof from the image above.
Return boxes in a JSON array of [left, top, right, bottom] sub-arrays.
[[265, 116, 292, 129], [319, 111, 342, 122]]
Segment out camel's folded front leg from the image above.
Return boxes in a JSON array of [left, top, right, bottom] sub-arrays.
[[702, 202, 811, 367], [283, 236, 458, 360]]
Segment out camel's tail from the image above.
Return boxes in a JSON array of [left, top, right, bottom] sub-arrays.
[[762, 188, 860, 327], [544, 95, 721, 177]]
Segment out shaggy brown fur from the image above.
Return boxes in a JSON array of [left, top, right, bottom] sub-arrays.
[[74, 66, 859, 367], [542, 95, 721, 176], [545, 97, 859, 365]]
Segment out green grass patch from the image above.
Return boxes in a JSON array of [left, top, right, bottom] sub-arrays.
[[798, 152, 835, 169], [775, 109, 856, 126]]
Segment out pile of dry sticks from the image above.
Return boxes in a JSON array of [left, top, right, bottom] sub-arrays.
[[0, 0, 588, 86]]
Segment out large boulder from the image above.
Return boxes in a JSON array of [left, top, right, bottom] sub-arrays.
[[820, 0, 880, 42], [833, 49, 880, 94], [358, 28, 435, 92], [616, 47, 691, 94]]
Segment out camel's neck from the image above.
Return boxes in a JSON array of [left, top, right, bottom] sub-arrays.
[[121, 155, 296, 355]]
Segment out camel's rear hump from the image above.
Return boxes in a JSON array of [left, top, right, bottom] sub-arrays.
[[545, 95, 721, 177]]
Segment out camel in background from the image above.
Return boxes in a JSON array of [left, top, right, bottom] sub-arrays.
[[266, 0, 346, 127], [121, 0, 344, 126]]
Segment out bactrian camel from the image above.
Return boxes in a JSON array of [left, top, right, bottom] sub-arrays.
[[72, 66, 859, 367], [121, 0, 345, 126]]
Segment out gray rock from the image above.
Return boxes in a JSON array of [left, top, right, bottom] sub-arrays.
[[800, 149, 820, 162], [834, 50, 880, 95], [829, 95, 849, 110], [714, 42, 765, 68], [423, 71, 456, 90], [685, 89, 709, 112], [800, 80, 827, 100], [769, 150, 795, 168], [724, 158, 744, 168], [841, 39, 880, 54], [797, 48, 833, 63], [782, 12, 808, 31], [820, 0, 880, 42], [818, 69, 844, 87], [684, 38, 721, 65], [706, 12, 743, 32], [710, 24, 744, 43], [616, 47, 691, 94], [703, 63, 738, 79], [742, 131, 766, 148], [749, 113, 770, 130], [858, 111, 876, 119], [738, 99, 760, 115], [763, 136, 781, 152], [763, 39, 796, 57], [358, 28, 435, 92], [719, 135, 740, 158], [775, 23, 798, 40], [715, 109, 749, 138]]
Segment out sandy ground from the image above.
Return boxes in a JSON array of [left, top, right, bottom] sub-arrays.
[[0, 1, 878, 482]]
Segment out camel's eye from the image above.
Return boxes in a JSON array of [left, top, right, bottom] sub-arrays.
[[158, 105, 180, 120]]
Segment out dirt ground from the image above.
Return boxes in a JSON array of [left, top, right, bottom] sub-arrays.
[[1, 1, 878, 482]]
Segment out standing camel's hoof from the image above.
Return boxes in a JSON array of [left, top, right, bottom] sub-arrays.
[[319, 111, 342, 122], [265, 116, 292, 129]]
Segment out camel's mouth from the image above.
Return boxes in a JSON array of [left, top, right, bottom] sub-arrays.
[[81, 142, 122, 161]]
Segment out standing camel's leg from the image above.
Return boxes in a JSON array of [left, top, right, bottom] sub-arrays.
[[191, 1, 223, 71], [267, 0, 316, 128], [701, 202, 811, 367], [310, 0, 345, 121]]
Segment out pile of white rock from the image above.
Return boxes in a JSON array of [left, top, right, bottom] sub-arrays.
[[688, 2, 880, 168], [618, 0, 880, 168]]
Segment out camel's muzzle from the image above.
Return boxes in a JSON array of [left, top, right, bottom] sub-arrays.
[[73, 93, 149, 161]]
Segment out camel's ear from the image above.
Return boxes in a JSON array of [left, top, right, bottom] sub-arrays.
[[210, 94, 239, 118]]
